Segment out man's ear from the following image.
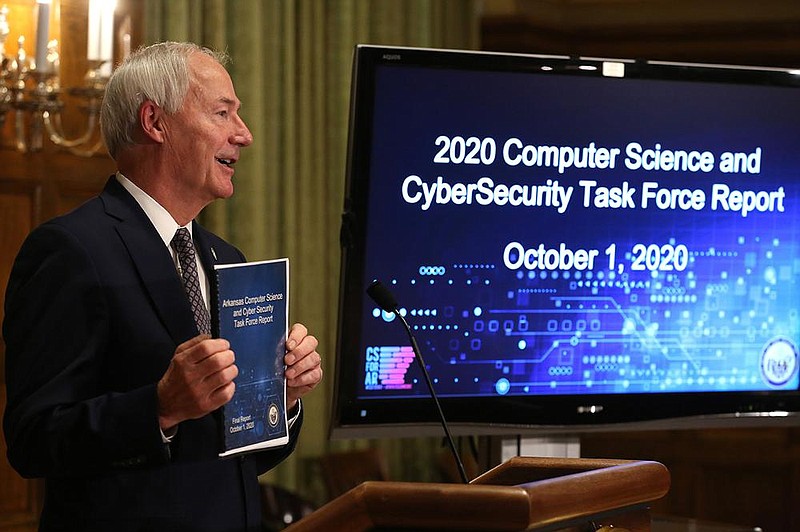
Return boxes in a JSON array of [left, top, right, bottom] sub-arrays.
[[139, 100, 167, 144]]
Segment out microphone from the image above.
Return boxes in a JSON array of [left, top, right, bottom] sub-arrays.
[[366, 279, 398, 312], [367, 280, 469, 484]]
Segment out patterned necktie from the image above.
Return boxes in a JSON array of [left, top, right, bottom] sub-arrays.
[[171, 227, 212, 335]]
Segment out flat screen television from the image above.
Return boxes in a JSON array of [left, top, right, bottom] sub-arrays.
[[331, 45, 800, 439]]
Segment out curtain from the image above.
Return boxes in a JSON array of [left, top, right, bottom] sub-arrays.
[[144, 0, 480, 504]]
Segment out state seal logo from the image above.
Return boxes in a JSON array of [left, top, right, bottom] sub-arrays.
[[268, 403, 280, 427], [760, 337, 798, 387]]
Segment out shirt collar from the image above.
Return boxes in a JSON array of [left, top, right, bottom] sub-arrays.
[[116, 172, 191, 246]]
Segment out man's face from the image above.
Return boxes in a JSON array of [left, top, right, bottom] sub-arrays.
[[161, 53, 253, 208]]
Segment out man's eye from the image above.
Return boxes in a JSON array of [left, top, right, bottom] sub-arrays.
[[217, 111, 228, 117]]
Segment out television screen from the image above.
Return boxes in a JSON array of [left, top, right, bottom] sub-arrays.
[[331, 45, 800, 438]]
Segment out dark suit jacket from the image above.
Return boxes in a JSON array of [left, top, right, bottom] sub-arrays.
[[3, 177, 301, 531]]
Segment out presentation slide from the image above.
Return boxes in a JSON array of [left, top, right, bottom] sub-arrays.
[[357, 64, 800, 400]]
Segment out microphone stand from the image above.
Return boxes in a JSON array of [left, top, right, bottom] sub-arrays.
[[393, 309, 469, 484]]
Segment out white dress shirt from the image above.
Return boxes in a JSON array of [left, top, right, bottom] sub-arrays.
[[116, 173, 210, 311]]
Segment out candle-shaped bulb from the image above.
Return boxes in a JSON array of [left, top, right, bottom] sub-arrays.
[[35, 0, 52, 73], [88, 0, 116, 66]]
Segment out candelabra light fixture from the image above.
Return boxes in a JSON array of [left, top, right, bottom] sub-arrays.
[[0, 0, 120, 156]]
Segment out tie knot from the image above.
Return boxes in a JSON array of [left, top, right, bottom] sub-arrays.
[[171, 227, 194, 253]]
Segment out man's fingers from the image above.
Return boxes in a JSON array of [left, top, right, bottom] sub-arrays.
[[176, 336, 231, 364], [203, 360, 239, 392], [158, 338, 238, 428], [285, 323, 308, 352], [285, 335, 318, 366], [208, 381, 237, 408], [176, 333, 210, 353], [285, 350, 321, 380], [287, 365, 323, 387]]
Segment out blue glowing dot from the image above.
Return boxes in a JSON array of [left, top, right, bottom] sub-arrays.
[[495, 378, 511, 395], [518, 340, 527, 350], [473, 307, 483, 317]]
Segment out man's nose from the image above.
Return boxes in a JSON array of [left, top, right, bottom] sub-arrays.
[[232, 116, 253, 147]]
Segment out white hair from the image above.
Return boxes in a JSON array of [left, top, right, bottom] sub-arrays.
[[100, 41, 229, 159]]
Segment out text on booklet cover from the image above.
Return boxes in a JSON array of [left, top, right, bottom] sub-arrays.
[[215, 258, 289, 457]]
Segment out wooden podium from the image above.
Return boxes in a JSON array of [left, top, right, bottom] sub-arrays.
[[283, 456, 670, 531]]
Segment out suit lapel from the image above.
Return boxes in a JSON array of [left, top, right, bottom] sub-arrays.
[[192, 224, 220, 276], [193, 223, 222, 337], [100, 178, 198, 344]]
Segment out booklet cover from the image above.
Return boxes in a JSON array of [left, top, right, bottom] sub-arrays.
[[214, 258, 289, 457]]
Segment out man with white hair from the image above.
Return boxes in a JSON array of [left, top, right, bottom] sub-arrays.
[[3, 41, 323, 531]]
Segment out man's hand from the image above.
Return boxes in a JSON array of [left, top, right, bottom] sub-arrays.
[[157, 335, 238, 431], [284, 323, 323, 410]]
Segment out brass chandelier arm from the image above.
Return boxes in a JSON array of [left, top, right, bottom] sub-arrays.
[[59, 136, 105, 157], [43, 109, 99, 148], [0, 12, 110, 157]]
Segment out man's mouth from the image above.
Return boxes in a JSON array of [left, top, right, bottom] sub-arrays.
[[216, 157, 235, 167]]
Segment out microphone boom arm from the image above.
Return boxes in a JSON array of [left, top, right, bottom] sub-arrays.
[[394, 310, 469, 484]]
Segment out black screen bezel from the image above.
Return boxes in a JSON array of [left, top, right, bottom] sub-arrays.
[[331, 45, 800, 438]]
